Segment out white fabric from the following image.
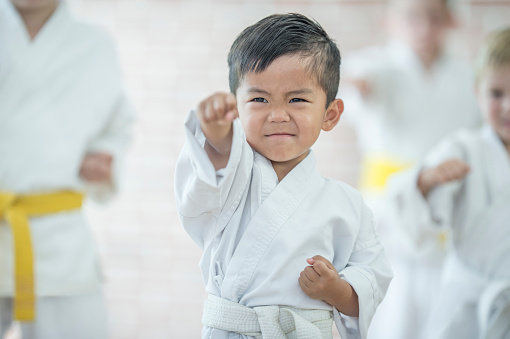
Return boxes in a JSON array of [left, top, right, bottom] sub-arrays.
[[202, 294, 333, 339], [389, 125, 510, 339], [0, 0, 133, 297], [174, 111, 393, 339], [0, 290, 107, 339]]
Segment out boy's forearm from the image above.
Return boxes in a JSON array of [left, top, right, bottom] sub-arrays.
[[326, 279, 359, 317], [203, 123, 233, 171]]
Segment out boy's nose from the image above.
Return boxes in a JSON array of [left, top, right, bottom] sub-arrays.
[[268, 107, 290, 122]]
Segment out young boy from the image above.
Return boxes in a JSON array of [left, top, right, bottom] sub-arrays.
[[174, 13, 392, 338], [388, 27, 510, 339], [0, 0, 133, 338]]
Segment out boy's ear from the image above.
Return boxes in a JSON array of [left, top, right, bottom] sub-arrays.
[[322, 99, 344, 132]]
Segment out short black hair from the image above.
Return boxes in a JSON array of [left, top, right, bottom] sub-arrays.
[[227, 13, 341, 107]]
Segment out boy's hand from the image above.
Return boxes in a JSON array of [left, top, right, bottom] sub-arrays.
[[418, 158, 470, 197], [196, 92, 238, 170], [299, 255, 359, 317], [79, 153, 113, 183], [299, 255, 341, 302], [197, 92, 238, 127]]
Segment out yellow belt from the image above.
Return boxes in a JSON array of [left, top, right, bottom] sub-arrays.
[[0, 191, 83, 321], [360, 154, 412, 190]]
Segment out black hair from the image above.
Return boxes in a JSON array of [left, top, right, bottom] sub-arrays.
[[227, 13, 341, 107]]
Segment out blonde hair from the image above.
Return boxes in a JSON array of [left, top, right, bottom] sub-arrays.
[[475, 28, 510, 84]]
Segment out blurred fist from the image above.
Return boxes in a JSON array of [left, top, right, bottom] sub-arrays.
[[79, 153, 113, 183], [418, 158, 470, 197], [196, 92, 238, 126], [298, 255, 340, 302]]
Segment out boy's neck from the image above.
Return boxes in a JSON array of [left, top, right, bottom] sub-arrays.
[[15, 2, 59, 40], [271, 151, 309, 182]]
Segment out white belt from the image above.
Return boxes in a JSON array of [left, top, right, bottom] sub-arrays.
[[202, 294, 333, 338]]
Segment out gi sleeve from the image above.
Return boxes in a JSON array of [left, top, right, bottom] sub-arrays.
[[334, 201, 393, 339], [386, 135, 467, 253], [174, 110, 253, 249], [84, 93, 135, 203]]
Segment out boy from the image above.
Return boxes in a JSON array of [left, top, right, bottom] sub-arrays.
[[0, 0, 133, 338], [388, 27, 510, 339], [174, 13, 392, 338]]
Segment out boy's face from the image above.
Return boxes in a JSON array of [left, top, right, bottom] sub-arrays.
[[236, 55, 339, 168], [391, 0, 451, 57], [477, 66, 510, 147]]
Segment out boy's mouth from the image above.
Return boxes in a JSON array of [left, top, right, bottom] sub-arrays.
[[266, 133, 295, 138]]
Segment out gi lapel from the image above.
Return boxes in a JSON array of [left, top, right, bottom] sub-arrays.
[[0, 2, 70, 95], [481, 125, 510, 204], [221, 151, 322, 301], [462, 126, 510, 277]]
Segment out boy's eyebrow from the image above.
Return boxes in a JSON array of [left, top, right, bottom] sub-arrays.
[[246, 88, 314, 96], [246, 87, 271, 95], [286, 88, 313, 96]]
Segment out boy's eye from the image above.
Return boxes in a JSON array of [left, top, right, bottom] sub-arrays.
[[490, 89, 503, 99], [251, 98, 268, 103], [289, 98, 307, 103]]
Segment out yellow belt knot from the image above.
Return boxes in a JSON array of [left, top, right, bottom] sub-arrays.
[[0, 191, 84, 321]]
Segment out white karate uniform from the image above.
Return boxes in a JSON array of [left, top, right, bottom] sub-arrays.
[[388, 125, 510, 339], [340, 40, 483, 339], [174, 111, 393, 339], [0, 0, 133, 337]]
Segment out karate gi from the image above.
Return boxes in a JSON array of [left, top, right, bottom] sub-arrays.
[[0, 0, 133, 337], [174, 111, 393, 339], [388, 125, 510, 339], [340, 40, 482, 339]]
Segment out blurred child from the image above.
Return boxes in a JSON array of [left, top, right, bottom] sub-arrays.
[[174, 13, 392, 339], [0, 0, 133, 338], [389, 27, 510, 339], [344, 0, 481, 184], [340, 0, 482, 338]]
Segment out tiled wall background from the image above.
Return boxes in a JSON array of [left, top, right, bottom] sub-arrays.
[[7, 1, 510, 338]]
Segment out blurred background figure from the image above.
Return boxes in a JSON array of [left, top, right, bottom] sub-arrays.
[[390, 26, 510, 339], [340, 0, 483, 338], [1, 1, 508, 339], [0, 0, 133, 338]]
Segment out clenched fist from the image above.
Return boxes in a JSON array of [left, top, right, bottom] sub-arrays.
[[196, 92, 239, 170], [79, 153, 113, 183], [418, 158, 470, 197], [298, 255, 359, 317]]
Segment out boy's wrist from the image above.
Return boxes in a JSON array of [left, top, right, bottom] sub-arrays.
[[202, 122, 233, 155], [324, 277, 359, 317]]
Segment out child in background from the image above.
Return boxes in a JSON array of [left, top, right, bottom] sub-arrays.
[[389, 27, 510, 339], [0, 0, 133, 338], [174, 13, 392, 339], [344, 0, 481, 181], [341, 0, 481, 338]]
